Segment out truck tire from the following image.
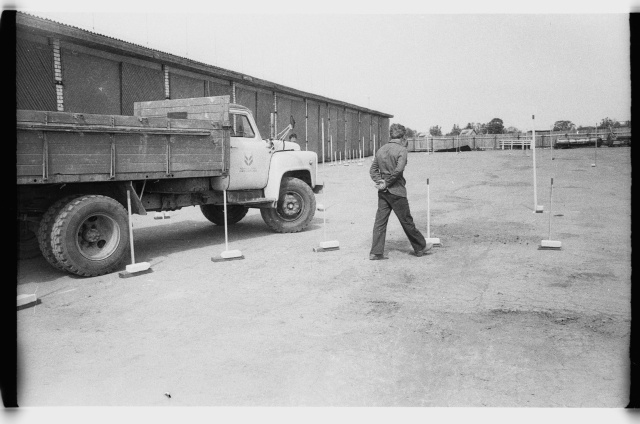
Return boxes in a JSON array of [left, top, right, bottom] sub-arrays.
[[260, 177, 316, 233], [37, 195, 78, 270], [50, 195, 130, 277], [200, 204, 249, 225]]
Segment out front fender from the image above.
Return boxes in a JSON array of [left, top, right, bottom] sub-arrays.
[[264, 150, 319, 200]]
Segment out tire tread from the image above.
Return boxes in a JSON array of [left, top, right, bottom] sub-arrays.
[[51, 195, 128, 277], [260, 177, 316, 233]]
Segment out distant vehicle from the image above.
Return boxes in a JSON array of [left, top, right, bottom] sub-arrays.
[[555, 134, 603, 149], [555, 126, 631, 149], [604, 126, 631, 147]]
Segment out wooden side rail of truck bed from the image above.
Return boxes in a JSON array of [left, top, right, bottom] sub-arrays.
[[16, 109, 230, 185]]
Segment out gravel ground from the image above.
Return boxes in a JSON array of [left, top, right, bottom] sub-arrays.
[[16, 146, 631, 407]]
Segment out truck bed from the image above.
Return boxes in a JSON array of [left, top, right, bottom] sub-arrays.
[[16, 109, 230, 185]]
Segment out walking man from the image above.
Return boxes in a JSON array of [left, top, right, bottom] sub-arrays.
[[369, 123, 431, 260]]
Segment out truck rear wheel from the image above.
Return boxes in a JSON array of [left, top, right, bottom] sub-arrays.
[[50, 195, 130, 277], [200, 204, 249, 225], [260, 177, 316, 233], [37, 195, 78, 270]]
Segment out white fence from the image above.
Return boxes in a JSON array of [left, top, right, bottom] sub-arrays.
[[408, 129, 631, 152], [408, 135, 533, 151]]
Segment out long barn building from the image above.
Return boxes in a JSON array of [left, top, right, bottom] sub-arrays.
[[15, 12, 392, 162]]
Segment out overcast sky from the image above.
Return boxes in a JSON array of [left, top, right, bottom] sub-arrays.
[[9, 1, 634, 133]]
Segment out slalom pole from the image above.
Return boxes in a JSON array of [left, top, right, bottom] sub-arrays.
[[539, 178, 561, 250], [211, 190, 244, 261], [119, 190, 151, 277], [425, 178, 441, 246], [329, 131, 333, 166], [551, 125, 554, 161], [321, 119, 325, 171], [592, 122, 597, 167], [532, 115, 543, 213]]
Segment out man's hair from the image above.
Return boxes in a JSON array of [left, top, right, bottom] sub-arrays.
[[289, 133, 298, 140], [389, 124, 406, 139]]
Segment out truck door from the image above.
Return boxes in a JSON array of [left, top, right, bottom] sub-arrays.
[[227, 111, 272, 190]]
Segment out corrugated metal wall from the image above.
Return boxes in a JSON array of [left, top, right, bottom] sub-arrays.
[[236, 85, 257, 117], [371, 115, 379, 151], [205, 79, 231, 97], [337, 107, 346, 158], [319, 103, 329, 159], [169, 72, 205, 99], [276, 96, 292, 136], [61, 48, 121, 114], [380, 117, 390, 145], [360, 113, 371, 156], [256, 91, 273, 139], [289, 97, 306, 146], [121, 62, 164, 116], [346, 109, 359, 156], [306, 100, 320, 159], [16, 35, 56, 111], [16, 21, 390, 161], [328, 105, 340, 159]]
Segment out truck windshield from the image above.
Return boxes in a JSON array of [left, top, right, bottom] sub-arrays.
[[231, 114, 255, 139]]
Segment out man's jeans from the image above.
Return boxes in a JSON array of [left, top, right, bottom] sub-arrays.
[[370, 190, 427, 255]]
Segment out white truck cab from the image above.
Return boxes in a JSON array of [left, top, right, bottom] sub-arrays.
[[135, 96, 322, 233], [203, 101, 323, 233]]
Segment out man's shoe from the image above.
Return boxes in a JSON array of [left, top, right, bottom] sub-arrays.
[[369, 254, 388, 260], [415, 243, 433, 257]]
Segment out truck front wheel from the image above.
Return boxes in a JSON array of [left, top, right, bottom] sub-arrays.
[[50, 195, 130, 277], [260, 177, 316, 233], [200, 204, 249, 225]]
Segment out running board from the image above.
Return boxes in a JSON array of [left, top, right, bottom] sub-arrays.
[[233, 198, 277, 207]]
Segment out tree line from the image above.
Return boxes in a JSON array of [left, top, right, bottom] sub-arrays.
[[399, 117, 629, 138]]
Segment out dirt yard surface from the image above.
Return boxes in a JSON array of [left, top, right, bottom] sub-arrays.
[[16, 146, 631, 407]]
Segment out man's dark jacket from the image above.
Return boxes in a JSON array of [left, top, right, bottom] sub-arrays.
[[369, 138, 408, 197]]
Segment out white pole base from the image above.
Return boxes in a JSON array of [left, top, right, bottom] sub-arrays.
[[591, 164, 596, 167], [425, 237, 441, 246], [17, 293, 39, 310], [320, 240, 340, 249], [126, 262, 151, 273], [314, 240, 340, 252], [222, 249, 243, 258], [534, 205, 544, 213], [119, 262, 153, 278], [539, 240, 562, 250], [212, 250, 245, 262]]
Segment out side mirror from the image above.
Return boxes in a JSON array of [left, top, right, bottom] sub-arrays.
[[290, 115, 295, 129]]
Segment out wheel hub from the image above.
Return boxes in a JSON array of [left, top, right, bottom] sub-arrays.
[[76, 214, 120, 261], [82, 227, 101, 243], [278, 193, 302, 220]]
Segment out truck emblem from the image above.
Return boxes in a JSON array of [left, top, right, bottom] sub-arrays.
[[244, 154, 254, 166]]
